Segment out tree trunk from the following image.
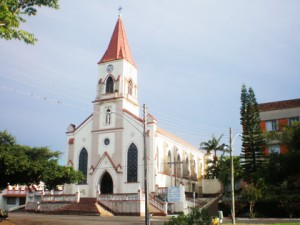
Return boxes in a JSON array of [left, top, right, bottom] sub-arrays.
[[249, 201, 255, 218]]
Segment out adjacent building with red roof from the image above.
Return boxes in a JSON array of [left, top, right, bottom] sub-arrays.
[[258, 98, 300, 154]]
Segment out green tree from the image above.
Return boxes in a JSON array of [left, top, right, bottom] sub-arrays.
[[0, 0, 59, 45], [240, 85, 265, 184], [279, 194, 300, 218], [0, 129, 16, 146], [281, 121, 300, 152], [261, 122, 300, 190], [278, 121, 300, 189], [201, 134, 225, 179], [218, 155, 243, 190], [0, 130, 83, 190], [241, 183, 265, 218], [260, 153, 285, 187]]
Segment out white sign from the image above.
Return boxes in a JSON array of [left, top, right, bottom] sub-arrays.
[[167, 186, 181, 203]]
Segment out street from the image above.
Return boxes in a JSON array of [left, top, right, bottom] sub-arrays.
[[1, 212, 300, 225], [0, 212, 168, 225]]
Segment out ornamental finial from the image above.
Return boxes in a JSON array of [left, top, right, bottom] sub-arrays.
[[118, 6, 123, 17]]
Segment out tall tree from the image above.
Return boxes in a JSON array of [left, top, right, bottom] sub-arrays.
[[240, 85, 265, 184], [0, 0, 59, 45]]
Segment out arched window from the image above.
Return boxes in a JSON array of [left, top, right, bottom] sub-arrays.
[[168, 151, 172, 168], [128, 80, 133, 95], [156, 147, 160, 171], [105, 108, 111, 125], [127, 143, 138, 182], [78, 148, 88, 184], [186, 157, 189, 175], [106, 76, 114, 93]]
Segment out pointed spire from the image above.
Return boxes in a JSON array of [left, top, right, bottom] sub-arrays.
[[98, 16, 136, 67]]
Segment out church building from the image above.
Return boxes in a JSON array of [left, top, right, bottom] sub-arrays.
[[64, 14, 206, 214]]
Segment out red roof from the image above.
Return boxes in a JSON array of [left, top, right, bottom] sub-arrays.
[[258, 98, 300, 112], [98, 17, 136, 67]]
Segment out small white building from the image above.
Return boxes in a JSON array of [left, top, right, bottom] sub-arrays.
[[0, 185, 28, 211], [64, 15, 207, 215]]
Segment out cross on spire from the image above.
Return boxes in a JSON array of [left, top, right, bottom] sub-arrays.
[[118, 6, 123, 17]]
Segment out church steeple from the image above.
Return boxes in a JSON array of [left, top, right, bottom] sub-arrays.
[[98, 17, 136, 67], [95, 15, 139, 118]]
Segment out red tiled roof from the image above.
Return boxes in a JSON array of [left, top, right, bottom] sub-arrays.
[[258, 98, 300, 112], [98, 17, 136, 67]]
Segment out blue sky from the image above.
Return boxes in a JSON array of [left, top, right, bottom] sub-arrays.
[[1, 0, 300, 164]]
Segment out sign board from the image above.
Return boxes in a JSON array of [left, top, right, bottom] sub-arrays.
[[167, 186, 181, 203]]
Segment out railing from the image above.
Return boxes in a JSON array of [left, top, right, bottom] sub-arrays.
[[149, 196, 166, 212], [100, 92, 119, 100], [98, 193, 141, 201], [26, 192, 43, 203], [157, 187, 167, 195], [41, 194, 77, 203]]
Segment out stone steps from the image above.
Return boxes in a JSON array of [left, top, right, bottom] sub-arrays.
[[55, 198, 99, 216], [95, 203, 114, 216]]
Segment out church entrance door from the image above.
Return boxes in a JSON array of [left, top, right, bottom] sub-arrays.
[[100, 172, 113, 194]]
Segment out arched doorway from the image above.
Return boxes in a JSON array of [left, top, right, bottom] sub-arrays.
[[100, 172, 113, 194]]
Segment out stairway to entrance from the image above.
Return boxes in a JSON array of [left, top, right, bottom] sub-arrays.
[[55, 198, 100, 216]]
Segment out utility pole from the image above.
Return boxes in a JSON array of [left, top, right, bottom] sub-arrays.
[[143, 104, 149, 225], [229, 127, 236, 224]]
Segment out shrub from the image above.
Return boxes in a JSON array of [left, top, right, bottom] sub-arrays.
[[164, 207, 211, 225]]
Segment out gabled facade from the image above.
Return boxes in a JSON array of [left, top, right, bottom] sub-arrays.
[[64, 15, 206, 214], [258, 98, 300, 154]]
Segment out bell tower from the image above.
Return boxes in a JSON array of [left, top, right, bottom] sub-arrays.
[[93, 15, 139, 131]]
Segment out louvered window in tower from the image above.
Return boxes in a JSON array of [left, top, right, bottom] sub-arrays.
[[128, 80, 133, 95], [78, 148, 88, 184], [106, 76, 114, 93], [127, 143, 138, 182]]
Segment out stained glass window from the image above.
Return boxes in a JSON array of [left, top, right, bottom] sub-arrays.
[[78, 148, 88, 184], [127, 143, 138, 182]]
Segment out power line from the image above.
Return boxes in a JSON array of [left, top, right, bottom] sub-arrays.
[[0, 84, 91, 112], [0, 49, 95, 97]]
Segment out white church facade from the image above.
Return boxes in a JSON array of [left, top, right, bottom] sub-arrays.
[[64, 15, 207, 214]]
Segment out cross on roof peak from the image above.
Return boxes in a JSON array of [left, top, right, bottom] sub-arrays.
[[118, 6, 123, 17]]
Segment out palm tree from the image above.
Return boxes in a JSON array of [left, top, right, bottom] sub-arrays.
[[200, 134, 225, 178], [201, 134, 225, 156]]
